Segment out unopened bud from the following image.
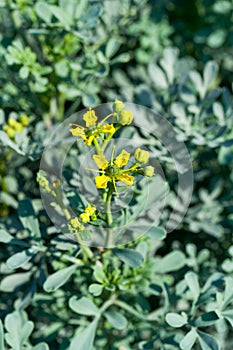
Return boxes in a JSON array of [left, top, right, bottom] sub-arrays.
[[113, 100, 125, 113], [117, 110, 133, 125], [144, 166, 154, 177], [19, 114, 30, 126], [134, 148, 149, 163]]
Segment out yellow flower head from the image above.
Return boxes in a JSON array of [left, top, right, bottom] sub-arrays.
[[80, 212, 90, 223], [87, 148, 134, 196], [70, 108, 115, 146], [85, 204, 96, 216], [69, 217, 84, 232]]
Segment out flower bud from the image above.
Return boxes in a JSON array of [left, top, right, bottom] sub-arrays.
[[14, 121, 23, 133], [117, 110, 133, 125], [8, 117, 17, 127], [144, 166, 154, 177], [3, 125, 15, 139], [134, 148, 149, 163], [19, 114, 30, 126], [113, 100, 125, 113]]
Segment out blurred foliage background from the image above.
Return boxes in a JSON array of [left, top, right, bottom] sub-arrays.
[[0, 0, 233, 349]]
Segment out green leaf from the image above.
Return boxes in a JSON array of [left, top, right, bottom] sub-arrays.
[[155, 251, 186, 273], [165, 313, 187, 328], [203, 61, 219, 90], [207, 30, 226, 48], [35, 2, 52, 23], [0, 229, 14, 243], [18, 199, 41, 238], [180, 329, 197, 350], [6, 248, 37, 269], [49, 5, 72, 28], [195, 312, 219, 327], [0, 131, 24, 155], [185, 272, 200, 300], [197, 330, 219, 350], [222, 309, 233, 327], [33, 343, 50, 350], [111, 53, 130, 64], [148, 63, 167, 89], [69, 296, 100, 316], [0, 272, 31, 292], [5, 311, 34, 350], [88, 283, 103, 296], [113, 248, 144, 268], [0, 320, 4, 350], [223, 277, 233, 308], [69, 318, 98, 350], [19, 66, 29, 79], [93, 265, 107, 284], [43, 264, 77, 292], [104, 311, 127, 330], [105, 38, 121, 58], [146, 226, 167, 240]]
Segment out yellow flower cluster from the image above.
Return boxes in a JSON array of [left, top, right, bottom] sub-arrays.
[[36, 170, 55, 196], [3, 114, 29, 139], [87, 148, 134, 196], [70, 109, 115, 146], [69, 217, 84, 233], [87, 147, 154, 195], [79, 204, 97, 223]]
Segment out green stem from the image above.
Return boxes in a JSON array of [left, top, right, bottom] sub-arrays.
[[54, 186, 93, 259], [93, 138, 103, 155], [105, 189, 113, 248], [101, 125, 121, 153]]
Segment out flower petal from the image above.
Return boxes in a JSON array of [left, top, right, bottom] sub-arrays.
[[117, 173, 134, 186], [85, 135, 95, 146], [100, 124, 115, 133], [93, 155, 108, 169], [95, 175, 110, 189], [114, 150, 130, 168], [83, 109, 97, 127], [70, 125, 86, 139]]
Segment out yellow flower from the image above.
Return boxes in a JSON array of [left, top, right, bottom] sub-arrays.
[[3, 125, 15, 139], [70, 108, 115, 146], [80, 212, 90, 223], [85, 204, 96, 216], [19, 114, 30, 126], [69, 217, 84, 232], [88, 148, 134, 196]]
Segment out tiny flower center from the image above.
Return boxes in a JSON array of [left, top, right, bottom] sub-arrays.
[[106, 164, 119, 176]]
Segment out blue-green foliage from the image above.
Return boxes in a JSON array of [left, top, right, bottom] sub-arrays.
[[0, 0, 233, 349]]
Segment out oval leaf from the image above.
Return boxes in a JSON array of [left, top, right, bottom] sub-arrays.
[[180, 329, 197, 350], [113, 248, 144, 268], [69, 296, 99, 316], [69, 318, 98, 350], [7, 248, 36, 269], [43, 264, 76, 292], [104, 311, 127, 330], [165, 313, 187, 328]]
